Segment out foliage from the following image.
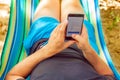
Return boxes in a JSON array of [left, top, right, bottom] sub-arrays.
[[107, 10, 120, 30]]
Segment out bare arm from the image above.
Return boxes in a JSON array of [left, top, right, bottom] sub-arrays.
[[83, 43, 113, 76], [5, 21, 113, 80], [72, 26, 113, 76], [5, 21, 75, 80], [5, 45, 55, 80]]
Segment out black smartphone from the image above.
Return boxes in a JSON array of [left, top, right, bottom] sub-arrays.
[[66, 14, 84, 40]]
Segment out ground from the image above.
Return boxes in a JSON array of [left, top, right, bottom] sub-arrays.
[[100, 9, 120, 72]]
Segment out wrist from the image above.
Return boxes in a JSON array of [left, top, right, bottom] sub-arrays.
[[82, 43, 92, 53], [40, 45, 57, 58]]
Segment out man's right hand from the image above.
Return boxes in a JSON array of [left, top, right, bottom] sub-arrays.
[[71, 26, 90, 52], [44, 20, 75, 57]]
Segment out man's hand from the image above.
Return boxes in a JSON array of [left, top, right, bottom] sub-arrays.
[[71, 26, 90, 52], [45, 21, 75, 56], [72, 26, 113, 76]]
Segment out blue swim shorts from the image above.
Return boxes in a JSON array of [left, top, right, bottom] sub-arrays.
[[23, 17, 99, 54]]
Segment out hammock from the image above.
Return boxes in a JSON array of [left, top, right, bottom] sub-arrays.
[[0, 0, 120, 80]]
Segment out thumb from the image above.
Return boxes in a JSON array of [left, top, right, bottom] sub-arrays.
[[72, 34, 81, 42]]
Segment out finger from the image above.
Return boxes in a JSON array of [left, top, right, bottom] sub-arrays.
[[60, 20, 68, 31], [71, 34, 82, 42], [52, 21, 68, 37], [53, 23, 65, 38], [81, 26, 85, 33], [58, 20, 68, 37], [64, 40, 75, 48], [82, 26, 88, 34], [51, 23, 61, 36], [54, 24, 61, 33], [83, 26, 88, 38]]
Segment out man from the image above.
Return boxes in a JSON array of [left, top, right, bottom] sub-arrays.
[[5, 0, 115, 80]]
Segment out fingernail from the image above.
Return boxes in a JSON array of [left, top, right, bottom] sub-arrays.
[[72, 34, 76, 38]]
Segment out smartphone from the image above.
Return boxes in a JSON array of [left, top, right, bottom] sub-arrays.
[[66, 14, 84, 40]]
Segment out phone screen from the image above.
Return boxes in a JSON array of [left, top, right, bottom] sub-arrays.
[[66, 14, 84, 39]]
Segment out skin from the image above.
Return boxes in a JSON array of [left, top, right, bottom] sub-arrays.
[[5, 0, 113, 80], [33, 0, 60, 22]]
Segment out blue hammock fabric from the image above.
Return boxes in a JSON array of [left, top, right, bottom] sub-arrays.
[[81, 0, 120, 79]]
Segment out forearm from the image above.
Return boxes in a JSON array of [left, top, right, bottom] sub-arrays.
[[5, 21, 74, 80], [5, 46, 53, 80], [83, 44, 113, 76], [71, 26, 113, 76]]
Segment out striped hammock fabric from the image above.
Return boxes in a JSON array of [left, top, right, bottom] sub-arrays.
[[0, 0, 120, 80]]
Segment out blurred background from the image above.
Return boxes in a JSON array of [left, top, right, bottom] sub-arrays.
[[0, 0, 120, 72], [99, 0, 120, 72], [0, 0, 10, 56]]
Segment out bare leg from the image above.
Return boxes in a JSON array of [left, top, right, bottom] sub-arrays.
[[61, 0, 84, 22], [33, 0, 60, 22]]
